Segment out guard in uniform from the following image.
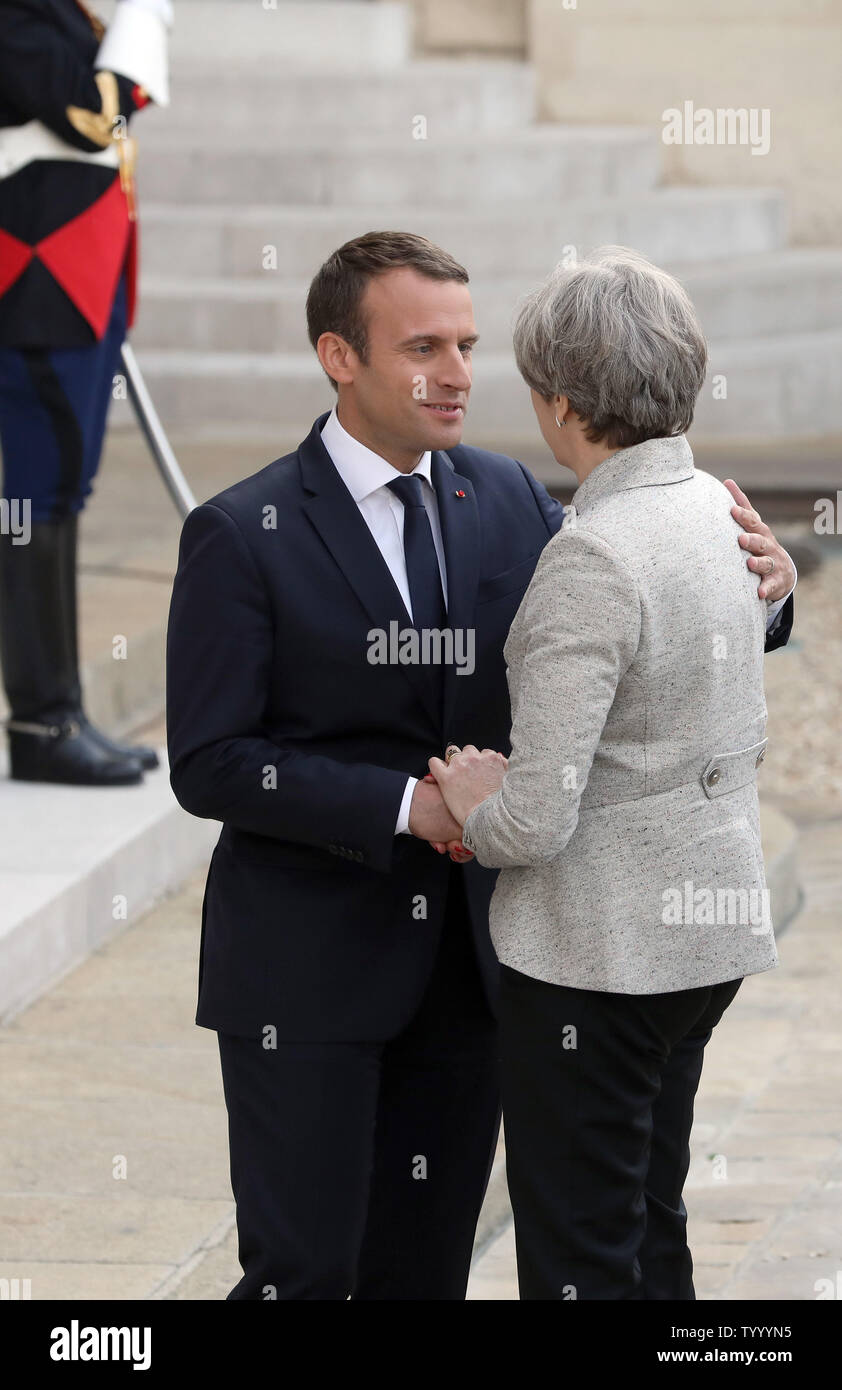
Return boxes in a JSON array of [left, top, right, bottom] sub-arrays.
[[0, 0, 171, 784]]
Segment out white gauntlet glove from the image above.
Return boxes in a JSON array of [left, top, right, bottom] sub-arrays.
[[95, 0, 173, 108]]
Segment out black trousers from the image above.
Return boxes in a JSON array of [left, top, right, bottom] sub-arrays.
[[498, 965, 742, 1301], [217, 869, 500, 1300]]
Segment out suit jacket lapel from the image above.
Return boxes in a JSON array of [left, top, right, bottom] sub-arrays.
[[298, 415, 441, 726]]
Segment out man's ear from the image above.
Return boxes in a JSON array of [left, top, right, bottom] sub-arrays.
[[317, 332, 357, 386]]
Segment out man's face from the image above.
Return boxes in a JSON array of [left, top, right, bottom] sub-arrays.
[[335, 267, 477, 466]]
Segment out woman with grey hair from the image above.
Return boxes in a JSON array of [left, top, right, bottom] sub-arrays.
[[429, 246, 781, 1300]]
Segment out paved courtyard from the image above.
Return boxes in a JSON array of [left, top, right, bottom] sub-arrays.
[[0, 775, 838, 1300], [0, 435, 839, 1300]]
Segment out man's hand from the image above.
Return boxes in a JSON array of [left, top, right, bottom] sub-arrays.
[[724, 479, 796, 602], [418, 774, 475, 861], [408, 776, 464, 845]]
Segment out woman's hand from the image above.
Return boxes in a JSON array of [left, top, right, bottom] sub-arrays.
[[428, 745, 508, 828]]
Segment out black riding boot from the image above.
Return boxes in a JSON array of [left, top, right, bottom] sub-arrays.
[[55, 511, 160, 771], [0, 513, 144, 785]]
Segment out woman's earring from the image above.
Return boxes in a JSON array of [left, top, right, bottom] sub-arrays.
[[555, 414, 565, 428]]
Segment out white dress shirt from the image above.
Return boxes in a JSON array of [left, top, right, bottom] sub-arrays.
[[320, 407, 447, 835], [319, 406, 795, 840], [764, 577, 795, 633]]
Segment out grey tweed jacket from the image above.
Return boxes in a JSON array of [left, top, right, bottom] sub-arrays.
[[461, 434, 778, 994]]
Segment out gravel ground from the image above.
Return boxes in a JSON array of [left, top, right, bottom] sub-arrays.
[[762, 538, 842, 808]]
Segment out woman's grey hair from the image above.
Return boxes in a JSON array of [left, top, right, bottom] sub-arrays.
[[512, 246, 708, 448]]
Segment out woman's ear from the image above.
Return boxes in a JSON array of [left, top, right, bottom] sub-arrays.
[[554, 394, 571, 426]]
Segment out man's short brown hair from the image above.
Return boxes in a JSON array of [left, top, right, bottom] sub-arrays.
[[306, 231, 470, 389]]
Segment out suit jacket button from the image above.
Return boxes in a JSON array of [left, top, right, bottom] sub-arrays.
[[706, 768, 721, 787]]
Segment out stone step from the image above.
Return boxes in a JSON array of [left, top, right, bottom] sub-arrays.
[[123, 328, 842, 441], [692, 329, 842, 440], [138, 189, 786, 281], [678, 249, 842, 341], [134, 249, 842, 354], [137, 61, 536, 139], [0, 742, 219, 1024], [135, 126, 658, 205], [467, 330, 842, 444], [144, 0, 411, 71]]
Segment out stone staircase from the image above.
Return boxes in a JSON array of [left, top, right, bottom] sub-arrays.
[[125, 0, 842, 458]]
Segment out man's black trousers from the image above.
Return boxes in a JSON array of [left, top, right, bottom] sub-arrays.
[[217, 867, 500, 1300]]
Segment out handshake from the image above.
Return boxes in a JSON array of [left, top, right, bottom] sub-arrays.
[[408, 743, 509, 863]]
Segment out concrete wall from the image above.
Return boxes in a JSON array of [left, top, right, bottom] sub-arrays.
[[528, 0, 842, 245], [399, 0, 840, 244]]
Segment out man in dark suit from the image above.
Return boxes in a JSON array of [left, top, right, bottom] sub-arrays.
[[165, 231, 795, 1300]]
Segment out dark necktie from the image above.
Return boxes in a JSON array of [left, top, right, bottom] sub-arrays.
[[386, 474, 447, 633]]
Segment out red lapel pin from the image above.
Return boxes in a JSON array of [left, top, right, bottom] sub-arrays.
[[455, 490, 466, 498]]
